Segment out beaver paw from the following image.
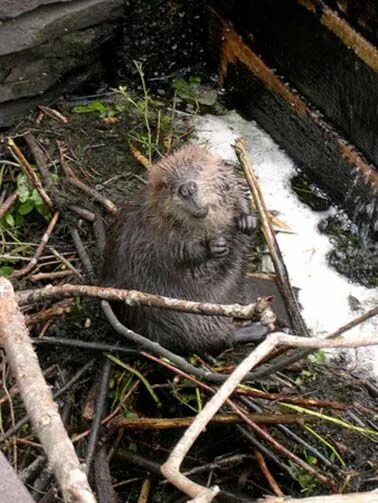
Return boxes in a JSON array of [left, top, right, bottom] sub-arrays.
[[237, 214, 257, 235], [209, 236, 229, 257]]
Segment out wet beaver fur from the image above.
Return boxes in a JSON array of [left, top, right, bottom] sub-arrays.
[[101, 144, 265, 355]]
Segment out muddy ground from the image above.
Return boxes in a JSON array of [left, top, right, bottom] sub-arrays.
[[0, 92, 377, 502]]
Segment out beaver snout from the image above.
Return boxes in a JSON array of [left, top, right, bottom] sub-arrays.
[[178, 181, 198, 198]]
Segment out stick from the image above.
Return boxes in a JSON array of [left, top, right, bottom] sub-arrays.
[[0, 189, 18, 220], [16, 283, 274, 321], [234, 138, 309, 336], [114, 413, 316, 429], [11, 211, 60, 279], [0, 278, 96, 503]]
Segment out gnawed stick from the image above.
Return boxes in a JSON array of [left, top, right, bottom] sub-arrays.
[[234, 138, 309, 336], [0, 278, 96, 503], [17, 283, 275, 322], [160, 316, 378, 501]]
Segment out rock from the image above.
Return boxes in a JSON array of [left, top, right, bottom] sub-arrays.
[[0, 0, 123, 56], [0, 24, 114, 103], [0, 0, 73, 20], [0, 62, 102, 128]]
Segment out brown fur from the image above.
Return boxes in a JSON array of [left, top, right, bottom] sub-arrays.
[[101, 144, 255, 355]]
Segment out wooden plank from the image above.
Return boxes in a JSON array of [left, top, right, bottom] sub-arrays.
[[208, 7, 378, 240], [0, 452, 35, 503], [210, 0, 378, 167], [324, 0, 378, 45]]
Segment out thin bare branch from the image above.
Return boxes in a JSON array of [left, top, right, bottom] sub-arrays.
[[16, 283, 274, 321]]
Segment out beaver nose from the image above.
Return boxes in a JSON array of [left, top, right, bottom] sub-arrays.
[[178, 181, 198, 198]]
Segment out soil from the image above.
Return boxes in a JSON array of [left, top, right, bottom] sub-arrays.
[[0, 97, 377, 502]]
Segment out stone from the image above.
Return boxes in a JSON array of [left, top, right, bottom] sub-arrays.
[[0, 0, 73, 20], [0, 0, 123, 56], [0, 24, 114, 103], [0, 62, 102, 128]]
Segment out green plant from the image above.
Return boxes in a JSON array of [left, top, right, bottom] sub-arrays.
[[72, 100, 119, 119], [172, 75, 202, 105]]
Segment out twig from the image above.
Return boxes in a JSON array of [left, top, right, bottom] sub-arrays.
[[114, 413, 316, 429], [93, 444, 118, 503], [166, 90, 177, 153], [254, 449, 284, 497], [93, 214, 107, 257], [0, 278, 96, 503], [66, 176, 118, 214], [138, 479, 151, 503], [23, 133, 62, 207], [234, 138, 309, 336], [33, 336, 138, 356], [7, 138, 53, 209], [11, 211, 60, 279], [129, 141, 151, 169], [30, 270, 74, 281], [17, 283, 274, 321], [38, 105, 68, 124], [67, 205, 96, 222], [85, 360, 112, 473], [71, 228, 95, 282], [25, 300, 75, 327], [0, 189, 18, 220], [49, 247, 83, 279]]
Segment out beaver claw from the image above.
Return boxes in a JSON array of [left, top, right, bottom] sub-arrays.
[[238, 214, 257, 235], [209, 236, 229, 257]]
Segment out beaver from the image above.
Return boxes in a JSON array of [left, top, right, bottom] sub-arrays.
[[101, 144, 268, 355]]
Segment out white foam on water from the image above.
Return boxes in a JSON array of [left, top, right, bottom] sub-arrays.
[[194, 111, 378, 378]]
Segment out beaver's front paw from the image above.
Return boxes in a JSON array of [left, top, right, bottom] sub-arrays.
[[237, 213, 257, 235], [209, 236, 229, 258]]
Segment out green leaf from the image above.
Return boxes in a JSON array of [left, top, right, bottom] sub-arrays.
[[189, 75, 201, 85], [0, 266, 14, 277], [30, 189, 43, 206], [17, 173, 30, 202], [18, 200, 34, 215], [35, 203, 50, 218], [5, 212, 15, 227], [72, 101, 107, 114]]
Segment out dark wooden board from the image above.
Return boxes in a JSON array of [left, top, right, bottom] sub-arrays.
[[208, 7, 378, 240], [324, 0, 378, 45], [210, 0, 378, 168]]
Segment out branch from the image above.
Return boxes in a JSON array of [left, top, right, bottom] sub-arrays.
[[234, 138, 309, 336], [17, 283, 274, 321], [0, 278, 96, 503]]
